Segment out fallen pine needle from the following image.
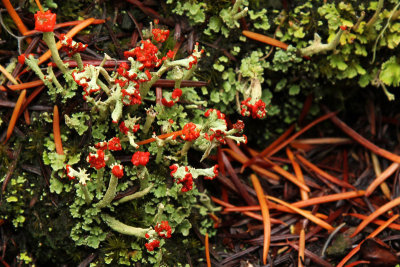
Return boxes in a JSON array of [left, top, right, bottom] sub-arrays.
[[344, 213, 400, 231], [136, 130, 182, 146], [265, 157, 311, 192], [296, 154, 355, 189], [250, 174, 270, 265], [4, 89, 26, 143], [344, 261, 370, 267], [328, 111, 400, 163], [205, 233, 211, 267], [290, 137, 352, 145], [242, 30, 289, 50], [2, 0, 30, 36], [292, 190, 365, 208], [211, 196, 286, 224], [0, 79, 44, 92], [337, 214, 399, 267], [367, 156, 398, 198], [267, 195, 334, 231], [223, 147, 280, 180], [286, 147, 309, 200], [241, 124, 295, 170], [53, 105, 64, 155], [0, 64, 19, 85], [298, 228, 305, 267], [267, 112, 337, 157], [350, 196, 400, 237]]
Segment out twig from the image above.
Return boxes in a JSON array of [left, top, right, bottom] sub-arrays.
[[299, 28, 345, 57], [365, 0, 384, 29]]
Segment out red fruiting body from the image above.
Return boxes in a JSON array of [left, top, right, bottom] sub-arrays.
[[204, 165, 219, 180], [166, 50, 174, 59], [233, 120, 245, 132], [18, 54, 33, 65], [124, 40, 161, 70], [60, 34, 88, 57], [152, 28, 170, 43], [177, 172, 193, 192], [204, 129, 226, 144], [121, 85, 142, 106], [145, 239, 160, 251], [86, 149, 106, 169], [240, 98, 267, 119], [181, 122, 200, 141], [161, 98, 174, 107], [131, 151, 150, 166], [119, 122, 130, 134], [111, 164, 124, 179], [119, 122, 140, 135], [155, 221, 172, 238], [66, 165, 75, 180], [171, 88, 182, 99], [340, 25, 348, 31], [34, 10, 56, 32], [169, 164, 178, 176], [108, 137, 122, 151], [71, 69, 101, 100], [94, 141, 108, 151]]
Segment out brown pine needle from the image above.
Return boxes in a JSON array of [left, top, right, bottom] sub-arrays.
[[205, 233, 211, 267], [0, 64, 19, 85], [292, 190, 365, 208], [34, 0, 44, 12], [242, 124, 295, 170], [345, 213, 400, 230], [366, 161, 399, 197], [53, 105, 64, 155], [223, 148, 280, 180], [2, 0, 30, 36], [344, 261, 370, 267], [250, 174, 270, 265], [370, 153, 393, 199], [298, 229, 305, 267], [264, 157, 311, 192], [290, 137, 352, 145], [4, 89, 26, 143], [286, 147, 309, 200], [338, 214, 399, 267], [211, 197, 286, 224], [350, 196, 400, 238], [136, 130, 182, 146], [328, 112, 400, 163], [242, 30, 289, 50], [267, 195, 334, 231], [296, 154, 355, 189], [0, 80, 44, 92], [267, 112, 337, 157]]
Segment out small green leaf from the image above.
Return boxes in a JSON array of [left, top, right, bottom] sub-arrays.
[[288, 85, 300, 95]]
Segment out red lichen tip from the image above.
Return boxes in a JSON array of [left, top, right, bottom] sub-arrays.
[[34, 10, 56, 32], [155, 221, 172, 239], [181, 122, 200, 141], [86, 149, 106, 170], [108, 137, 122, 151], [131, 151, 150, 166], [111, 164, 124, 179]]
